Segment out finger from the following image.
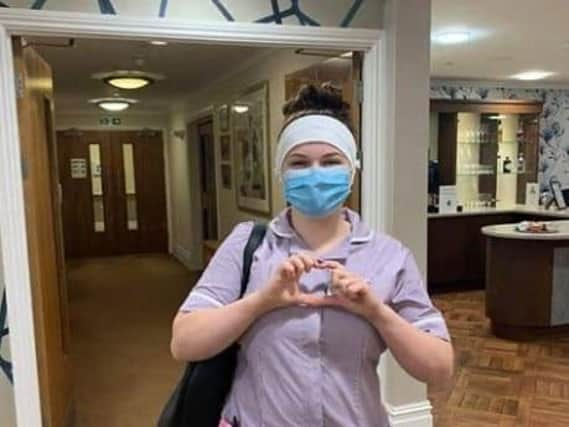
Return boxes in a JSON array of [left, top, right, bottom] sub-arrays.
[[289, 255, 305, 276], [344, 281, 366, 299], [331, 278, 355, 298], [279, 261, 296, 280], [320, 260, 345, 271], [297, 293, 344, 308], [297, 252, 316, 272], [331, 269, 348, 284]]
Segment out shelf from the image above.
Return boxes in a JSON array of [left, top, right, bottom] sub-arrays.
[[457, 171, 528, 177], [457, 140, 524, 145], [457, 171, 495, 176]]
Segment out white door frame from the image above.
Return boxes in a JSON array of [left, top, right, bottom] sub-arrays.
[[0, 8, 389, 427]]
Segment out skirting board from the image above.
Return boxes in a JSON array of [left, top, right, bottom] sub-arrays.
[[386, 400, 433, 427], [172, 243, 202, 271]]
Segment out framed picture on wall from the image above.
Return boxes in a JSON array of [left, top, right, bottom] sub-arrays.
[[232, 81, 271, 215], [220, 135, 231, 162], [221, 164, 232, 189], [218, 104, 230, 132]]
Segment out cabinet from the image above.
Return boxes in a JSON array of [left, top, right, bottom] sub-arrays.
[[430, 100, 542, 209], [428, 213, 558, 291]]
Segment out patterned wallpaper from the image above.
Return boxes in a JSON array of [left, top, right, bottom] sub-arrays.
[[0, 0, 379, 28], [431, 81, 569, 196], [0, 281, 14, 426], [0, 291, 10, 385]]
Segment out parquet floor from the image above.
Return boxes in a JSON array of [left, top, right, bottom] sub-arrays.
[[429, 291, 569, 427]]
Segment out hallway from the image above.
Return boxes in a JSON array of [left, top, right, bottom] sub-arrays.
[[67, 254, 197, 427]]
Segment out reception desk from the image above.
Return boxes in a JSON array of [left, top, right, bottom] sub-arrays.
[[482, 221, 569, 340], [428, 205, 569, 290]]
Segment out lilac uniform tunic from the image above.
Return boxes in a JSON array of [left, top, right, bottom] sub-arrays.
[[180, 209, 450, 427]]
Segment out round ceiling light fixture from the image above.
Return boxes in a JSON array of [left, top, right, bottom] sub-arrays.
[[232, 104, 249, 114], [92, 70, 165, 90], [511, 70, 556, 81], [88, 96, 139, 112], [432, 31, 471, 45]]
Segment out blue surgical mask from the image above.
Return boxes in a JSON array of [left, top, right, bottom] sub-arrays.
[[283, 165, 352, 217]]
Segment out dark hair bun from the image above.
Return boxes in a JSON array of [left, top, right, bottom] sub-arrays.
[[282, 83, 352, 130]]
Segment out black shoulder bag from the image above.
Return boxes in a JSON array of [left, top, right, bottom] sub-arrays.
[[158, 223, 267, 427]]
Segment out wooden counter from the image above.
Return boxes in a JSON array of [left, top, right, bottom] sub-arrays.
[[482, 221, 569, 340], [428, 206, 569, 291]]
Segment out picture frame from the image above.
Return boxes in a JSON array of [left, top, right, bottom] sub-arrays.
[[220, 134, 231, 162], [221, 164, 232, 189], [232, 81, 271, 215], [218, 104, 230, 132]]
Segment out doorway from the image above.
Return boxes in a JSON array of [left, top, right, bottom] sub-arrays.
[[57, 129, 168, 257], [0, 12, 384, 427], [285, 51, 363, 211], [196, 118, 219, 242]]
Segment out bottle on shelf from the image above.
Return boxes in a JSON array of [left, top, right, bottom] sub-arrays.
[[497, 121, 503, 143], [517, 152, 526, 174], [503, 156, 512, 174], [516, 122, 524, 144]]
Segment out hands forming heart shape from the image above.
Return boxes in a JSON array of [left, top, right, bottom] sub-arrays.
[[256, 253, 382, 322]]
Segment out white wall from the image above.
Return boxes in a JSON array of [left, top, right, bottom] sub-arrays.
[[380, 1, 434, 426], [167, 48, 329, 268], [55, 111, 168, 131]]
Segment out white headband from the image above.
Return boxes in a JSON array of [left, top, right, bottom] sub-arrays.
[[275, 114, 359, 175]]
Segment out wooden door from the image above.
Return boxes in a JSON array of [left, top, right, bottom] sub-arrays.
[[197, 119, 218, 240], [284, 52, 363, 211], [57, 130, 168, 257], [111, 130, 168, 254], [57, 130, 113, 257], [14, 38, 73, 427]]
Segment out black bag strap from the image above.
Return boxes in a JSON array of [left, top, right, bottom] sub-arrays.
[[239, 223, 267, 299]]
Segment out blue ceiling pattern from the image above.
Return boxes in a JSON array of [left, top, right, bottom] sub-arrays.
[[0, 290, 12, 384], [0, 0, 365, 27]]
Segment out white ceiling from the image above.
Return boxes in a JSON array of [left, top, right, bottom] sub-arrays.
[[29, 38, 272, 114], [431, 0, 569, 84]]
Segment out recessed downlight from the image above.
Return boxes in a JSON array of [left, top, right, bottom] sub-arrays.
[[512, 70, 555, 81], [150, 40, 168, 46], [432, 31, 470, 45]]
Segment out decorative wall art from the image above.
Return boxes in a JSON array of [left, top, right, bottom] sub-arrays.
[[232, 81, 271, 215]]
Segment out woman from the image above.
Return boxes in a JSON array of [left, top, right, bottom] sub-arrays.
[[171, 84, 454, 427]]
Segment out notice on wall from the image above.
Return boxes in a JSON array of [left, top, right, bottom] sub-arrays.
[[439, 185, 457, 214], [525, 182, 539, 207], [70, 158, 87, 179]]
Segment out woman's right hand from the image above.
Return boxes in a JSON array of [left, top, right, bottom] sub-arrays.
[[256, 253, 318, 312]]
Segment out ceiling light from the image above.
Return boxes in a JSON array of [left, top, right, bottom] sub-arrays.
[[149, 40, 168, 46], [88, 97, 138, 112], [488, 115, 506, 120], [92, 70, 165, 90], [432, 31, 470, 45], [511, 70, 555, 81], [232, 105, 249, 114]]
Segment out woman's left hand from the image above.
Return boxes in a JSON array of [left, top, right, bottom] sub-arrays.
[[309, 260, 383, 322]]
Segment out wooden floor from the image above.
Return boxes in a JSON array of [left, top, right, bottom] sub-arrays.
[[429, 291, 569, 427]]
